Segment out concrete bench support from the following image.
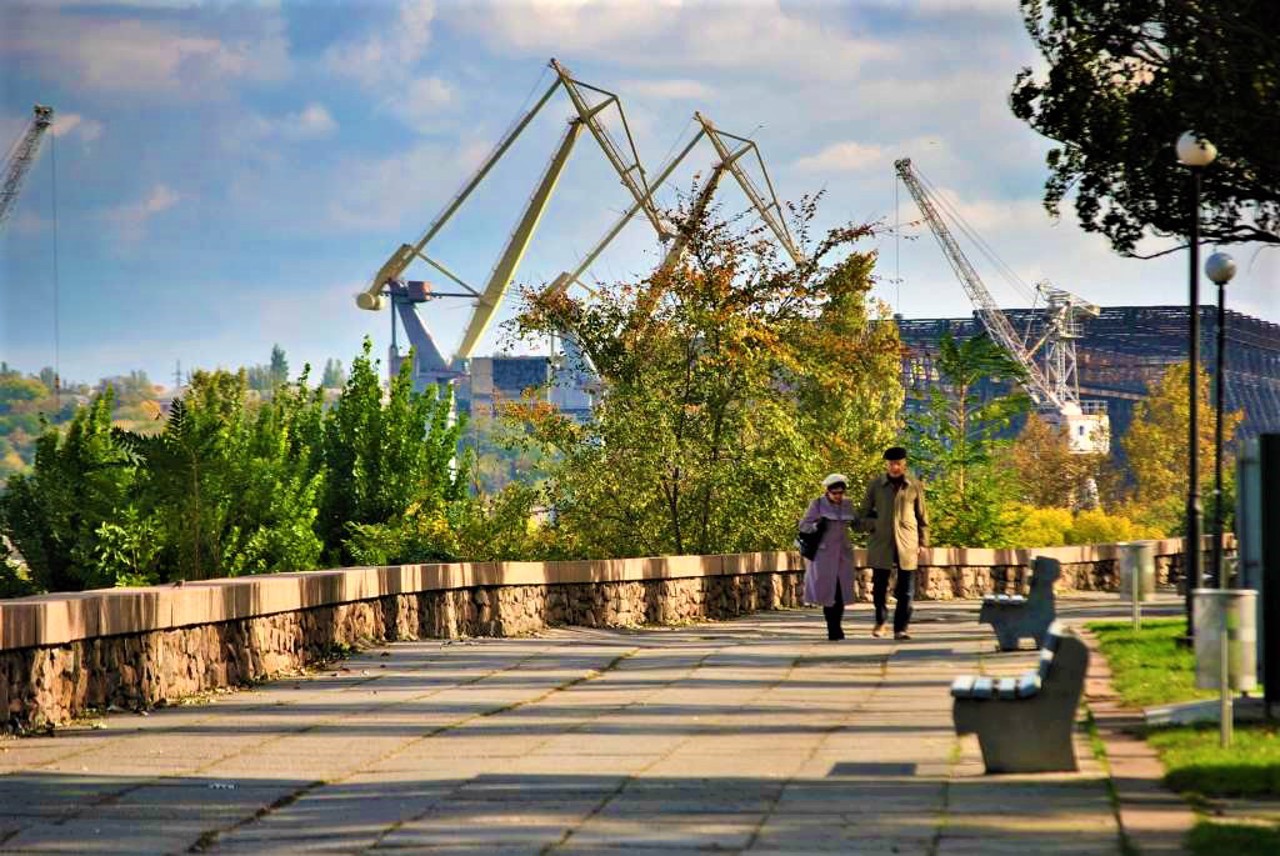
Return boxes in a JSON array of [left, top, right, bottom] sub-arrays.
[[951, 622, 1088, 773]]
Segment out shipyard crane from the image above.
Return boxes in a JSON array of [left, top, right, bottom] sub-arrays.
[[537, 110, 803, 412], [546, 110, 803, 298], [894, 157, 1109, 453], [355, 59, 670, 391], [0, 105, 54, 231]]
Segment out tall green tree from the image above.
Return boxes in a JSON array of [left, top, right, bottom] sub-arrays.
[[118, 369, 325, 580], [0, 391, 141, 591], [270, 345, 290, 388], [1123, 361, 1244, 532], [908, 332, 1032, 547], [320, 358, 345, 389], [1011, 0, 1280, 255], [318, 339, 469, 564], [510, 196, 901, 558]]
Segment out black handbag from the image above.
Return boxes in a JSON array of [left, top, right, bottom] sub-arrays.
[[796, 517, 828, 560]]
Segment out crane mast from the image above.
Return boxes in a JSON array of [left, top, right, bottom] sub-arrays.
[[0, 105, 54, 231], [894, 157, 1109, 453], [894, 157, 1059, 409], [356, 59, 679, 391]]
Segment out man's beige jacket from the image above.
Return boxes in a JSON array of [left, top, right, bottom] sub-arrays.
[[858, 473, 930, 570]]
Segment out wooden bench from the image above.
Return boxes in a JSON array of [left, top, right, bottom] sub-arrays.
[[978, 555, 1061, 651], [950, 621, 1088, 773]]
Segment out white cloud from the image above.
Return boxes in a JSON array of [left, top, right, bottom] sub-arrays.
[[51, 113, 105, 142], [795, 141, 887, 173], [911, 0, 1020, 13], [325, 0, 436, 89], [385, 76, 457, 132], [446, 1, 895, 82], [104, 183, 181, 242], [620, 79, 714, 101], [1, 10, 289, 96], [323, 1, 456, 131], [290, 103, 338, 138], [325, 143, 465, 232], [256, 103, 338, 140]]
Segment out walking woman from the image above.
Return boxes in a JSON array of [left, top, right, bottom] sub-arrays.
[[799, 473, 858, 640]]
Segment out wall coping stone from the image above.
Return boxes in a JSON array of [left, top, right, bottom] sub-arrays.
[[0, 539, 1196, 651]]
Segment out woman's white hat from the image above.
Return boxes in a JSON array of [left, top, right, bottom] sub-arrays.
[[822, 473, 849, 489]]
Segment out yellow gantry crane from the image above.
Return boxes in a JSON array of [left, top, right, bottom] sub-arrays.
[[545, 111, 803, 298], [357, 60, 805, 393], [355, 59, 669, 389]]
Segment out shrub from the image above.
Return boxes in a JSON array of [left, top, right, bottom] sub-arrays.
[[1006, 505, 1073, 547], [1066, 508, 1164, 545]]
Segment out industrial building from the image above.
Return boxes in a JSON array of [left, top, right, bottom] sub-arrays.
[[896, 305, 1280, 445], [456, 353, 592, 420]]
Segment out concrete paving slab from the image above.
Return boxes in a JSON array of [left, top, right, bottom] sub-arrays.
[[0, 600, 1145, 854], [0, 817, 209, 854]]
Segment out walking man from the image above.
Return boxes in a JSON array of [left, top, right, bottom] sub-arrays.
[[860, 446, 930, 640]]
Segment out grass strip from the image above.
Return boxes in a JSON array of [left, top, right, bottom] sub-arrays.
[[1090, 617, 1280, 798], [1187, 819, 1280, 856], [1086, 618, 1216, 708], [1147, 722, 1280, 797]]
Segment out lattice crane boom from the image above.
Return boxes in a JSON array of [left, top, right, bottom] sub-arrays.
[[695, 112, 803, 266], [0, 105, 53, 231], [893, 157, 1061, 410], [548, 112, 803, 297]]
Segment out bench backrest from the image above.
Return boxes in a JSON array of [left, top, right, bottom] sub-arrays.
[[1028, 555, 1062, 604], [1037, 623, 1088, 696]]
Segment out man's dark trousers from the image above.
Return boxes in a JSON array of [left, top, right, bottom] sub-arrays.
[[872, 568, 914, 634]]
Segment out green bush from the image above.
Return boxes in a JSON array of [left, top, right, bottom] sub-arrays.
[[1006, 505, 1073, 546], [1067, 508, 1164, 544]]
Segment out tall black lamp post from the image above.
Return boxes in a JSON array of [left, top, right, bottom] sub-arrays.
[[1176, 131, 1217, 638], [1205, 251, 1237, 591]]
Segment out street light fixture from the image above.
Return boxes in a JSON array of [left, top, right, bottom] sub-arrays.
[[1205, 250, 1237, 591], [1176, 131, 1217, 639]]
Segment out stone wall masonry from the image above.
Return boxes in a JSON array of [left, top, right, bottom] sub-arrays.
[[0, 540, 1203, 733]]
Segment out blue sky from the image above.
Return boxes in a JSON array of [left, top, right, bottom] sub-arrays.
[[2, 0, 1277, 389]]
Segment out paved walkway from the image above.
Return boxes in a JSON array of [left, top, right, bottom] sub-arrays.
[[0, 600, 1146, 855]]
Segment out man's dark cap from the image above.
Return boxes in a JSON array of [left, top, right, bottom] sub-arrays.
[[883, 446, 907, 461]]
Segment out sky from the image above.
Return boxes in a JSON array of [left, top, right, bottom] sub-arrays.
[[2, 0, 1277, 390]]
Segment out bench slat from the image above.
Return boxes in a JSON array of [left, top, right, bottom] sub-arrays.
[[996, 677, 1018, 699], [1016, 672, 1042, 698], [971, 677, 995, 699], [950, 675, 977, 698]]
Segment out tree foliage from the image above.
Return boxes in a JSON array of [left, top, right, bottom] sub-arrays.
[[1011, 0, 1280, 255], [0, 391, 139, 591], [0, 339, 474, 590], [320, 358, 346, 389], [1123, 361, 1244, 532], [1009, 413, 1106, 509], [509, 196, 902, 558], [319, 339, 470, 565], [908, 332, 1032, 547]]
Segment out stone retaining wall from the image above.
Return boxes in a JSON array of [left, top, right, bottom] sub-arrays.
[[0, 540, 1201, 733]]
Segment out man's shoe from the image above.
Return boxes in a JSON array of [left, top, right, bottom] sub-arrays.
[[871, 624, 886, 638], [894, 631, 912, 640]]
